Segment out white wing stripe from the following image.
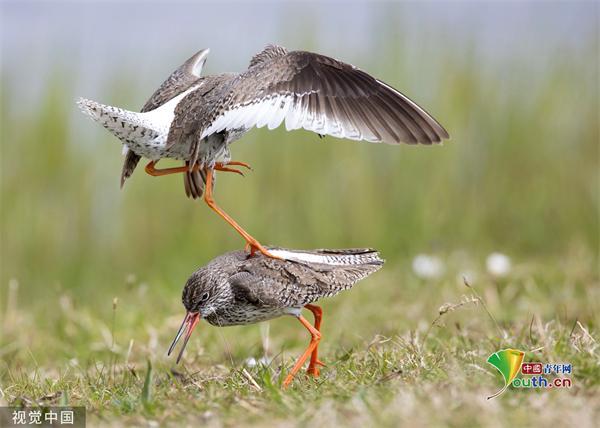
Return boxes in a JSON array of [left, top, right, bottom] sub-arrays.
[[256, 99, 273, 128], [238, 102, 260, 130], [201, 91, 368, 142], [269, 249, 380, 266], [286, 95, 305, 131], [267, 96, 290, 130]]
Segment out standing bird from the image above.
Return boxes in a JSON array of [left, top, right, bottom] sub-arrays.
[[77, 45, 449, 257], [168, 248, 384, 388]]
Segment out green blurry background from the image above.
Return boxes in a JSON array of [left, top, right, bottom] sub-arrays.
[[1, 1, 598, 364]]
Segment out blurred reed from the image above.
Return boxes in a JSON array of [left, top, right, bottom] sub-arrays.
[[0, 36, 597, 310]]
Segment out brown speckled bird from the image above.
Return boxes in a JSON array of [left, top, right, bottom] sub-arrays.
[[78, 45, 449, 258], [168, 247, 384, 387]]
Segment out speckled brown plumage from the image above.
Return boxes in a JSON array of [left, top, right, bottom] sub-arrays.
[[181, 247, 383, 325], [167, 45, 449, 156], [168, 247, 384, 387]]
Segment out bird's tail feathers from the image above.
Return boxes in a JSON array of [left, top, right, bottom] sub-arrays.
[[316, 248, 384, 266], [267, 248, 384, 268], [77, 97, 159, 143], [265, 248, 384, 293]]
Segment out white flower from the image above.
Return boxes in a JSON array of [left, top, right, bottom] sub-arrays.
[[486, 252, 512, 277], [244, 356, 271, 368], [412, 254, 444, 279], [245, 357, 257, 368]]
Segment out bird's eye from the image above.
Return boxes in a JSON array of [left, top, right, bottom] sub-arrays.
[[201, 292, 210, 302]]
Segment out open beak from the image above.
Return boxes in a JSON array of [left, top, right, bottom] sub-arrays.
[[168, 311, 200, 363]]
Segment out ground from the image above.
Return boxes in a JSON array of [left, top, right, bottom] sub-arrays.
[[2, 250, 598, 427]]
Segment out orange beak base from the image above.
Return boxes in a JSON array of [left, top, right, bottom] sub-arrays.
[[167, 312, 200, 363]]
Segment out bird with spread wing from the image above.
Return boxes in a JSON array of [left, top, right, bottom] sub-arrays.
[[78, 45, 449, 258]]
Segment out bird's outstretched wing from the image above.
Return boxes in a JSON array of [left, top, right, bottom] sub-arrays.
[[201, 45, 449, 145], [228, 248, 384, 308], [120, 49, 210, 187], [142, 49, 209, 112]]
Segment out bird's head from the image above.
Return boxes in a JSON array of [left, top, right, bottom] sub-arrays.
[[167, 268, 231, 363]]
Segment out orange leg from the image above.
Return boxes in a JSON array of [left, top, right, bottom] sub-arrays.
[[282, 315, 322, 389], [203, 168, 281, 259], [145, 160, 189, 176], [305, 304, 326, 377]]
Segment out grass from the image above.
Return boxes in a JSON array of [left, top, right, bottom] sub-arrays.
[[1, 17, 599, 427], [1, 251, 598, 426]]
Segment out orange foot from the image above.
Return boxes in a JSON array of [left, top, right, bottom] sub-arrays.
[[214, 161, 253, 177], [244, 240, 282, 259], [145, 160, 253, 177], [306, 359, 326, 377]]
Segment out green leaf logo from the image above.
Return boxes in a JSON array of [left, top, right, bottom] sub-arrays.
[[487, 348, 525, 399]]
